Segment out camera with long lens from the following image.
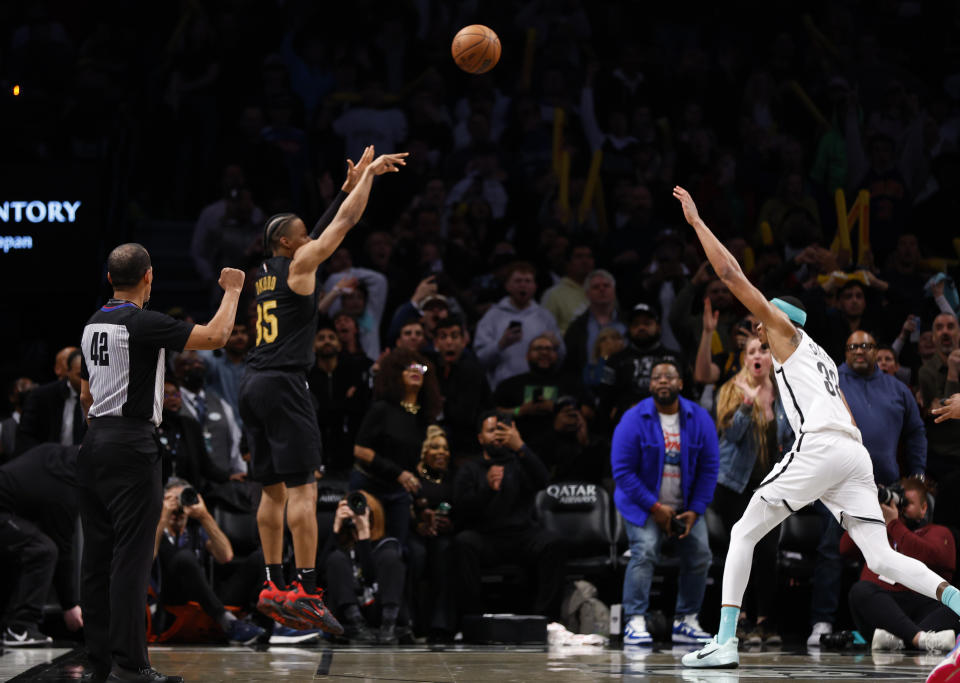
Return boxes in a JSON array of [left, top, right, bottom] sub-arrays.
[[877, 483, 905, 510], [179, 486, 199, 508]]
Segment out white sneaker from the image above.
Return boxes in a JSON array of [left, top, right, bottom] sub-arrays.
[[919, 630, 957, 652], [681, 635, 739, 668], [672, 614, 713, 643], [871, 628, 905, 651], [623, 615, 652, 646], [807, 621, 832, 648]]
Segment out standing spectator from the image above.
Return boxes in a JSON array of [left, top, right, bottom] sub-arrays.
[[15, 348, 85, 456], [308, 319, 372, 480], [0, 378, 35, 462], [0, 444, 82, 646], [434, 316, 493, 460], [334, 312, 368, 364], [669, 265, 739, 360], [540, 243, 595, 335], [174, 351, 247, 479], [453, 411, 567, 620], [712, 338, 794, 645], [394, 319, 427, 354], [190, 165, 265, 306], [840, 331, 926, 486], [842, 477, 957, 652], [919, 313, 960, 480], [53, 346, 78, 381], [352, 349, 441, 545], [612, 359, 718, 646], [321, 255, 389, 362], [603, 302, 686, 424], [199, 322, 250, 424], [333, 81, 408, 162], [563, 269, 627, 379], [474, 262, 565, 390]]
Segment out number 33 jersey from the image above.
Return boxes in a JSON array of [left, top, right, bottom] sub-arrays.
[[772, 330, 862, 442], [246, 257, 320, 373], [81, 300, 194, 426]]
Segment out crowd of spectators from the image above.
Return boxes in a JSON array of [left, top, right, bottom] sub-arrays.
[[4, 0, 960, 649]]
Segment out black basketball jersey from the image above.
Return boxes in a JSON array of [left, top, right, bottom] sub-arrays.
[[246, 257, 320, 372], [80, 300, 194, 425]]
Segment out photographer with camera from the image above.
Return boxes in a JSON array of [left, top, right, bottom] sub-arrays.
[[153, 478, 265, 645], [840, 477, 958, 652], [453, 410, 567, 621], [321, 491, 409, 645], [612, 358, 718, 646]]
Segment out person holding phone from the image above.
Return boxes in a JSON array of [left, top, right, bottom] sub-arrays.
[[611, 358, 719, 646], [452, 411, 567, 621]]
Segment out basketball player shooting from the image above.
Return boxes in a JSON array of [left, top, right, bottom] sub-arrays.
[[239, 146, 407, 634], [672, 186, 960, 668]]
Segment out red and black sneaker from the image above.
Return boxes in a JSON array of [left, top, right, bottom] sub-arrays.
[[283, 581, 344, 635], [257, 580, 313, 630]]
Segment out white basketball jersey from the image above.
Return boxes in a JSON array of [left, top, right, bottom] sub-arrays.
[[771, 330, 862, 442]]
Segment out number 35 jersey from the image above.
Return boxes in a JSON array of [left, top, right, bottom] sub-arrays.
[[772, 330, 862, 442], [81, 301, 194, 426], [245, 257, 320, 373]]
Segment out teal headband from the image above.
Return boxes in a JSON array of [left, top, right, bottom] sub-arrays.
[[771, 298, 807, 326]]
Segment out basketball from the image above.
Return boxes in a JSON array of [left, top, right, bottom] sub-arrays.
[[451, 24, 501, 74]]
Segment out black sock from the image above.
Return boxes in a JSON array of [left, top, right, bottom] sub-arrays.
[[265, 564, 284, 587], [298, 567, 316, 593]]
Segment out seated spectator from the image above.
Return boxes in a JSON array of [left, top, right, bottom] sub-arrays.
[[153, 479, 265, 645], [387, 279, 461, 349], [693, 302, 756, 388], [582, 327, 626, 395], [15, 348, 86, 456], [157, 378, 231, 492], [541, 243, 596, 335], [531, 395, 608, 484], [842, 477, 957, 652], [174, 352, 247, 479], [0, 377, 35, 462], [352, 349, 441, 545], [563, 269, 626, 378], [877, 342, 912, 386], [308, 319, 372, 480], [322, 492, 408, 645], [334, 312, 369, 364], [603, 302, 686, 424], [611, 359, 718, 646], [474, 262, 565, 390], [434, 316, 493, 460], [199, 322, 250, 424], [453, 411, 567, 620], [0, 444, 82, 646], [669, 265, 739, 361], [407, 426, 456, 641], [53, 346, 78, 380], [712, 338, 793, 645], [494, 334, 583, 447], [395, 318, 428, 354]]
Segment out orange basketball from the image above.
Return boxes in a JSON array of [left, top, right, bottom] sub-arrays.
[[451, 25, 501, 74]]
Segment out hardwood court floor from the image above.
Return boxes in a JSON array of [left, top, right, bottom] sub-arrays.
[[2, 642, 945, 681]]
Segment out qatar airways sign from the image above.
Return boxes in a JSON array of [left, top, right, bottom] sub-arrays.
[[0, 200, 82, 223]]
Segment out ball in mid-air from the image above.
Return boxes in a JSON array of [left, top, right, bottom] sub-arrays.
[[451, 24, 501, 74]]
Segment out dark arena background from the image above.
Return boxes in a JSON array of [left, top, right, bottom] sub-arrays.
[[2, 0, 960, 681]]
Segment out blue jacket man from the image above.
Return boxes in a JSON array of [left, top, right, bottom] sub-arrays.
[[611, 358, 719, 646], [838, 333, 926, 485]]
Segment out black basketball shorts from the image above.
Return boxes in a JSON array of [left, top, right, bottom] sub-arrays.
[[238, 370, 321, 486]]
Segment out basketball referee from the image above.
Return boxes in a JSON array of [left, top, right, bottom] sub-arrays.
[[79, 243, 243, 683]]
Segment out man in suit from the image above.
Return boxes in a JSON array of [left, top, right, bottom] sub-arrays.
[[15, 349, 86, 456]]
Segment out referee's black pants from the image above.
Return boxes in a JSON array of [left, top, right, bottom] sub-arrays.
[[80, 418, 162, 676]]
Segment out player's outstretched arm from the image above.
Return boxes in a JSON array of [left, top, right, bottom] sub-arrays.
[[185, 267, 245, 350], [672, 186, 796, 349], [290, 149, 408, 282]]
